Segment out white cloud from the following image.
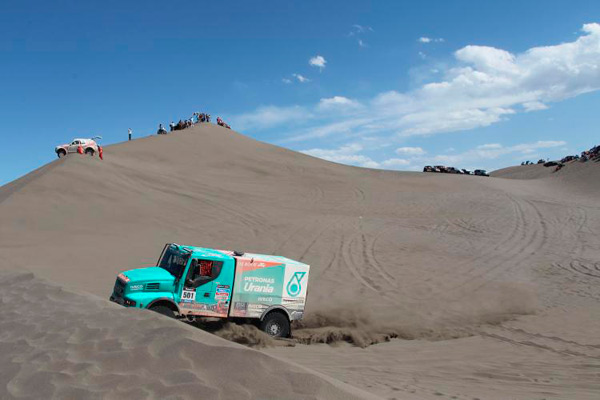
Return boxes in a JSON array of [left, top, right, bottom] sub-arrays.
[[301, 144, 412, 170], [309, 55, 327, 70], [301, 144, 376, 167], [477, 143, 502, 149], [418, 51, 427, 59], [381, 158, 411, 168], [419, 37, 444, 43], [522, 101, 549, 112], [424, 140, 567, 166], [395, 146, 425, 155], [286, 118, 372, 143], [301, 139, 566, 172], [292, 73, 310, 83], [318, 96, 362, 111], [455, 46, 517, 74], [350, 25, 373, 47], [236, 23, 600, 149], [233, 105, 308, 130], [351, 24, 374, 34], [282, 78, 292, 84]]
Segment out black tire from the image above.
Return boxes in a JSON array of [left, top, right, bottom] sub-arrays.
[[149, 305, 176, 318], [260, 311, 290, 338], [57, 150, 66, 158], [85, 148, 95, 156]]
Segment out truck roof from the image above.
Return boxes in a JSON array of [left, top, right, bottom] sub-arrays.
[[176, 244, 309, 268], [177, 245, 232, 260]]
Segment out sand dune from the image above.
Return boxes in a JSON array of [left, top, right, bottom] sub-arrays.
[[492, 160, 600, 195], [0, 270, 377, 400], [2, 123, 600, 399]]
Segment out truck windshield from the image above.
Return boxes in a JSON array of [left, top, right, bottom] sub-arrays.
[[158, 246, 189, 278]]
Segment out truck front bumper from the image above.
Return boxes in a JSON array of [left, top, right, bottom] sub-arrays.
[[110, 295, 124, 306], [110, 294, 138, 308]]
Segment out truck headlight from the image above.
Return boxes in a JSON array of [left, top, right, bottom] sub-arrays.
[[123, 298, 137, 307]]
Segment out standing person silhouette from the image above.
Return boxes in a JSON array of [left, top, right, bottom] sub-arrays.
[[128, 128, 132, 141]]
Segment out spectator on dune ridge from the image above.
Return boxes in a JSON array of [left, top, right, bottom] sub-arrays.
[[534, 143, 599, 168], [216, 117, 231, 129], [580, 144, 600, 162], [157, 110, 218, 133], [197, 113, 210, 123]]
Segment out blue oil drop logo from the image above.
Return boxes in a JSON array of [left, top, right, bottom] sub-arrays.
[[286, 272, 306, 297]]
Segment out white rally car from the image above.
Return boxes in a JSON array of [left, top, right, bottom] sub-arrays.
[[55, 137, 101, 158]]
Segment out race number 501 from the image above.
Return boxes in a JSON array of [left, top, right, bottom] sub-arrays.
[[182, 290, 196, 301]]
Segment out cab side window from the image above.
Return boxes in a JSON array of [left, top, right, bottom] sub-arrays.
[[200, 260, 212, 277], [188, 259, 223, 287]]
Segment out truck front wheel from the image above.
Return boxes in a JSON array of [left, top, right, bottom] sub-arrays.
[[149, 305, 176, 318], [260, 311, 290, 338]]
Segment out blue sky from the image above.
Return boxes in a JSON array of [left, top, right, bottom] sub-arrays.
[[1, 0, 599, 184]]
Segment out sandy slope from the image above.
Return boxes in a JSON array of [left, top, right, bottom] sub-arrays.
[[1, 123, 600, 399], [0, 270, 375, 400], [492, 160, 600, 196]]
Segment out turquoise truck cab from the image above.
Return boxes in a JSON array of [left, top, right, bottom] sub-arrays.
[[110, 243, 310, 337]]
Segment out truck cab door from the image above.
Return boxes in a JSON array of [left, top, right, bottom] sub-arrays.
[[179, 259, 229, 318]]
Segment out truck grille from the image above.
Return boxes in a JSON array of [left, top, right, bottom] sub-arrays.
[[113, 278, 125, 297], [145, 282, 160, 290]]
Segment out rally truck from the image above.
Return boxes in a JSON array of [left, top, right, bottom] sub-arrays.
[[110, 243, 310, 337]]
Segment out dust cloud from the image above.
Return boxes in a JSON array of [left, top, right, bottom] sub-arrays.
[[291, 282, 538, 347]]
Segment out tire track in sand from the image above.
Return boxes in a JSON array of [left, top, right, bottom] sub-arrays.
[[452, 198, 548, 295], [481, 330, 600, 361], [366, 226, 399, 283], [554, 260, 600, 279], [415, 194, 526, 300], [341, 231, 381, 292]]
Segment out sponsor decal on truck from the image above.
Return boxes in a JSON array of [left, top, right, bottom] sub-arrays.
[[228, 257, 309, 318], [286, 271, 306, 297]]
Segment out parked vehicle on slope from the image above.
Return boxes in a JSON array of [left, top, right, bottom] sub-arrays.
[[423, 166, 435, 172], [55, 137, 102, 158], [110, 243, 310, 338], [544, 161, 559, 167], [560, 155, 578, 163], [473, 169, 489, 177]]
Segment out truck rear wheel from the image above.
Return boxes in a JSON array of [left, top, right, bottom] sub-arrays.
[[260, 311, 290, 338], [149, 305, 176, 318]]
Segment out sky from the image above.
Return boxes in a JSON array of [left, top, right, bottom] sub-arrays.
[[1, 0, 599, 185]]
